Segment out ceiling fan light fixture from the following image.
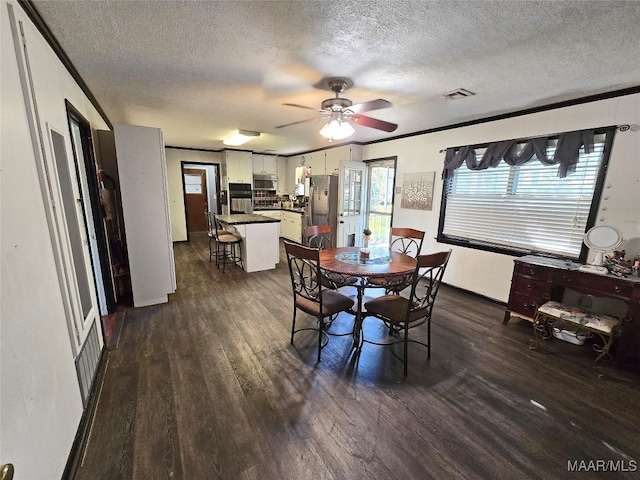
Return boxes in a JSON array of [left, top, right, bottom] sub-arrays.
[[223, 129, 261, 146], [319, 119, 354, 141]]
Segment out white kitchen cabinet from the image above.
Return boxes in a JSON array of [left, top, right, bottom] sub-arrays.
[[305, 151, 326, 176], [277, 157, 288, 194], [224, 150, 253, 183], [252, 154, 278, 175], [282, 211, 303, 243], [325, 145, 364, 174], [114, 124, 176, 307]]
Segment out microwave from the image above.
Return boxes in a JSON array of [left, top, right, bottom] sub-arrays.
[[253, 174, 277, 191]]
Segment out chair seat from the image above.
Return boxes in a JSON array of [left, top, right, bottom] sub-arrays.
[[537, 301, 619, 334], [296, 290, 354, 317], [364, 295, 428, 324], [324, 272, 358, 288], [217, 233, 242, 243]]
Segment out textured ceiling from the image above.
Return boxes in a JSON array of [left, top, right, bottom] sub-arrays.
[[30, 0, 640, 155]]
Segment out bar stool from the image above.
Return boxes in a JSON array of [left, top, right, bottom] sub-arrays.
[[207, 212, 233, 263], [213, 215, 243, 273]]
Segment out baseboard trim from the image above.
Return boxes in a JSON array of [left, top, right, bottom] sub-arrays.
[[62, 347, 110, 480], [442, 282, 506, 307]]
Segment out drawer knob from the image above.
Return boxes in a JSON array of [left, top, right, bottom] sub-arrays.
[[526, 283, 533, 290], [613, 285, 621, 292]]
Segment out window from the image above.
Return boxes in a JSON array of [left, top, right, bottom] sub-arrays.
[[342, 166, 362, 216], [438, 130, 613, 259]]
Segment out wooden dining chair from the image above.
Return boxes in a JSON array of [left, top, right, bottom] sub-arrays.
[[364, 250, 451, 376], [305, 224, 332, 249], [389, 227, 425, 257], [369, 227, 425, 294], [305, 225, 357, 290], [285, 241, 355, 362]]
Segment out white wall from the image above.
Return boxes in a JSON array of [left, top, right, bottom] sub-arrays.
[[364, 94, 640, 302], [1, 1, 110, 478], [165, 148, 222, 241]]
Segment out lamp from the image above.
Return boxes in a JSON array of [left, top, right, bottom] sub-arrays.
[[223, 129, 260, 146], [319, 119, 355, 141]]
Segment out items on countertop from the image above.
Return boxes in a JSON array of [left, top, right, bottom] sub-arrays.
[[604, 250, 639, 277]]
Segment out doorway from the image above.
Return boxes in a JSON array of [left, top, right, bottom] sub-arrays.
[[67, 103, 116, 314], [181, 162, 222, 237], [184, 168, 209, 232], [365, 157, 396, 248]]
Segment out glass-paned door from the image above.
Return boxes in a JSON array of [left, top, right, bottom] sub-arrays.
[[337, 161, 366, 247], [366, 158, 396, 248]]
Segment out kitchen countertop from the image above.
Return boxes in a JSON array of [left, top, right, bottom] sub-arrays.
[[253, 207, 306, 214], [217, 213, 281, 225]]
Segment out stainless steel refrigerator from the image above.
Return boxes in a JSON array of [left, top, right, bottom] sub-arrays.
[[306, 175, 339, 246]]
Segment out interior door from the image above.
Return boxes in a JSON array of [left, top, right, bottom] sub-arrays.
[[337, 160, 366, 247], [184, 168, 208, 232]]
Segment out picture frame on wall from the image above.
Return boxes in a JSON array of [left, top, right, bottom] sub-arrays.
[[400, 171, 436, 211]]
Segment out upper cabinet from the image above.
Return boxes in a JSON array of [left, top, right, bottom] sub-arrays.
[[224, 150, 253, 184], [304, 152, 326, 177], [325, 145, 363, 174], [277, 157, 288, 194], [285, 144, 365, 191], [252, 154, 278, 175]]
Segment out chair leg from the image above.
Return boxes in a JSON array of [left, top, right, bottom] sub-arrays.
[[290, 308, 297, 345], [236, 242, 243, 269], [317, 316, 323, 362], [427, 318, 431, 360], [404, 322, 409, 377], [222, 243, 227, 273]]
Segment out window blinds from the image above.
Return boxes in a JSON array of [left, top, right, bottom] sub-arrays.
[[442, 137, 606, 258]]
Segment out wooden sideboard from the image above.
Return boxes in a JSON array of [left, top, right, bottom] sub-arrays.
[[504, 255, 640, 360]]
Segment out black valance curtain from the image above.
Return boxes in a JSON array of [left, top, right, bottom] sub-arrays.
[[442, 129, 594, 179]]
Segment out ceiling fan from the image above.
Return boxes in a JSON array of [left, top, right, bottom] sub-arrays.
[[275, 77, 398, 141]]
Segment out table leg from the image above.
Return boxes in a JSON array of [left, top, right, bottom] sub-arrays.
[[352, 284, 365, 350]]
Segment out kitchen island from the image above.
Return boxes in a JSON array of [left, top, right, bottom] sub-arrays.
[[216, 214, 281, 273]]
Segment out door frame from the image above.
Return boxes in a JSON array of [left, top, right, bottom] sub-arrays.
[[66, 101, 116, 314], [364, 156, 397, 248], [180, 161, 222, 241], [337, 160, 367, 247], [183, 168, 209, 233]]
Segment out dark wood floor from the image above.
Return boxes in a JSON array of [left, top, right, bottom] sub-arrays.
[[75, 233, 640, 480]]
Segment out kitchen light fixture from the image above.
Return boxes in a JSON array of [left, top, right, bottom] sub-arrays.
[[319, 119, 355, 142], [223, 129, 261, 146]]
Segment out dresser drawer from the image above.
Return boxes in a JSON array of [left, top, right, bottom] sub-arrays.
[[512, 275, 552, 299], [553, 270, 634, 300], [514, 262, 554, 282], [507, 292, 544, 319]]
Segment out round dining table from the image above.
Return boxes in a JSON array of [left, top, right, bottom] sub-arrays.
[[318, 246, 417, 348]]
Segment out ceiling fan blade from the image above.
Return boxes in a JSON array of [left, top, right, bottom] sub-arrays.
[[283, 103, 326, 113], [347, 99, 392, 114], [351, 114, 398, 132], [275, 117, 322, 129]]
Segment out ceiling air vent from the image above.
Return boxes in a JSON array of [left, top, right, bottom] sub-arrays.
[[442, 88, 475, 100]]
